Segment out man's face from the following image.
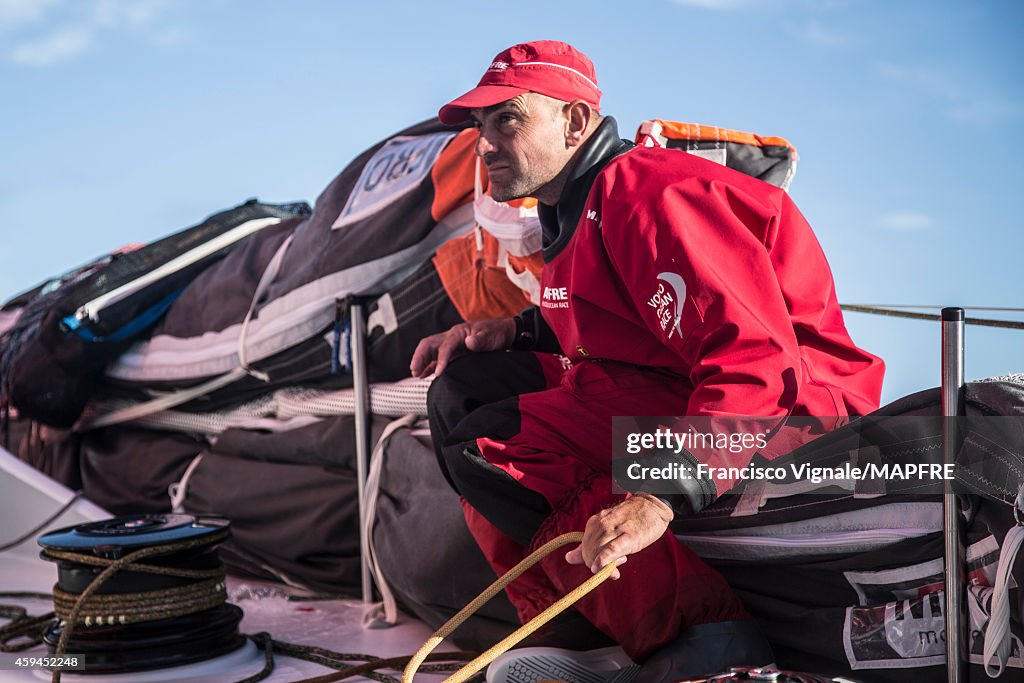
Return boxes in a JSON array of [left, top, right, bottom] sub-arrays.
[[470, 93, 570, 203]]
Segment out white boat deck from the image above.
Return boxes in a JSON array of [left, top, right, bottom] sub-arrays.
[[0, 448, 451, 682]]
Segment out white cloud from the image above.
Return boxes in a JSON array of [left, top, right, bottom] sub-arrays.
[[11, 25, 93, 66], [950, 98, 1024, 125], [0, 0, 60, 31], [669, 0, 752, 9], [876, 211, 935, 232], [877, 61, 1022, 125], [876, 61, 961, 100], [152, 25, 191, 47], [794, 19, 855, 48], [6, 0, 182, 66], [93, 0, 172, 30]]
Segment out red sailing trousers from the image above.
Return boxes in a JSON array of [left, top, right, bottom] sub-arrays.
[[430, 352, 749, 661]]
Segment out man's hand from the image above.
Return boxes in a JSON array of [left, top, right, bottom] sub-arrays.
[[565, 494, 674, 580], [410, 318, 516, 378]]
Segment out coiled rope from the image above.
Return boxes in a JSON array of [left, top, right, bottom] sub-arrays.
[[6, 518, 608, 683], [52, 576, 226, 626], [0, 603, 481, 683], [41, 528, 232, 683], [3, 523, 484, 683], [0, 593, 55, 651]]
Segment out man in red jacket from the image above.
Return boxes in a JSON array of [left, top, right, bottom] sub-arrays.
[[412, 40, 884, 683]]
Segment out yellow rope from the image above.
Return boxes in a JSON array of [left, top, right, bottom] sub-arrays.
[[402, 531, 616, 683]]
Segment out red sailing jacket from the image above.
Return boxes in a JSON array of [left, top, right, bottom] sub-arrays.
[[535, 118, 885, 422]]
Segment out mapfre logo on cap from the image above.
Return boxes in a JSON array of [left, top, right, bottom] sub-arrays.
[[488, 61, 510, 72]]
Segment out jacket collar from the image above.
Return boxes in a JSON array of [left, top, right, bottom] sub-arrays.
[[538, 116, 633, 262]]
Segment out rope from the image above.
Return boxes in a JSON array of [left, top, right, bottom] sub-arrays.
[[3, 520, 492, 683], [362, 414, 420, 629], [0, 593, 56, 652], [52, 576, 226, 626], [42, 528, 230, 683], [233, 632, 275, 683], [267, 644, 480, 683], [40, 549, 225, 579], [0, 588, 481, 683], [238, 233, 294, 383], [403, 531, 616, 683], [840, 304, 1024, 330], [168, 453, 205, 513], [0, 603, 55, 652], [983, 523, 1024, 677], [80, 366, 249, 429], [11, 517, 577, 683], [0, 491, 83, 553], [0, 592, 54, 600]]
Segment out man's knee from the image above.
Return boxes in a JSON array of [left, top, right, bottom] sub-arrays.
[[427, 354, 494, 438], [440, 439, 550, 546], [427, 350, 549, 447]]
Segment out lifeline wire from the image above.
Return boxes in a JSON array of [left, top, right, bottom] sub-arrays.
[[840, 304, 1024, 330], [844, 304, 1024, 312]]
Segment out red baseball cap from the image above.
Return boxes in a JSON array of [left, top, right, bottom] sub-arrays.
[[439, 40, 601, 125]]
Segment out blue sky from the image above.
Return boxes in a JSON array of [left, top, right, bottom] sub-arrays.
[[1, 0, 1021, 403]]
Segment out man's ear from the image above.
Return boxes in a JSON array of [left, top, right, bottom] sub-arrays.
[[565, 100, 594, 148]]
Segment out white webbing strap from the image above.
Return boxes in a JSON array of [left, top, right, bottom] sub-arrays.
[[474, 156, 484, 200], [81, 366, 249, 430], [237, 233, 294, 382], [362, 414, 419, 629], [984, 523, 1024, 677], [636, 120, 666, 148], [167, 453, 205, 513], [473, 158, 485, 252], [82, 233, 297, 431]]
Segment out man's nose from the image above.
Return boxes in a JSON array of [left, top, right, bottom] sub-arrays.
[[475, 133, 496, 157]]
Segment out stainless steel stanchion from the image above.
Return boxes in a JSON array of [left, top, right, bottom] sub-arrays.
[[942, 307, 966, 682], [350, 299, 374, 604]]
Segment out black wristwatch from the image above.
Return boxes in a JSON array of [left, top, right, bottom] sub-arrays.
[[509, 315, 536, 350]]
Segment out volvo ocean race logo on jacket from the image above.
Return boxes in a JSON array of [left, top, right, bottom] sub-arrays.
[[542, 285, 569, 309], [648, 272, 687, 339]]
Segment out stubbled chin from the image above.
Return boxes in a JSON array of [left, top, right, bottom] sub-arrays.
[[489, 173, 538, 203], [489, 183, 517, 203]]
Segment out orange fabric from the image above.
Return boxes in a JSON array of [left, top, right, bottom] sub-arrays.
[[506, 196, 538, 210], [430, 129, 538, 217], [653, 120, 796, 153], [431, 128, 542, 318], [430, 128, 480, 222], [507, 251, 543, 280], [433, 230, 536, 321]]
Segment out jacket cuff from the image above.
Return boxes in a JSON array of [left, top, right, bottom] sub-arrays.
[[509, 307, 562, 354], [621, 447, 718, 517], [510, 314, 536, 350]]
